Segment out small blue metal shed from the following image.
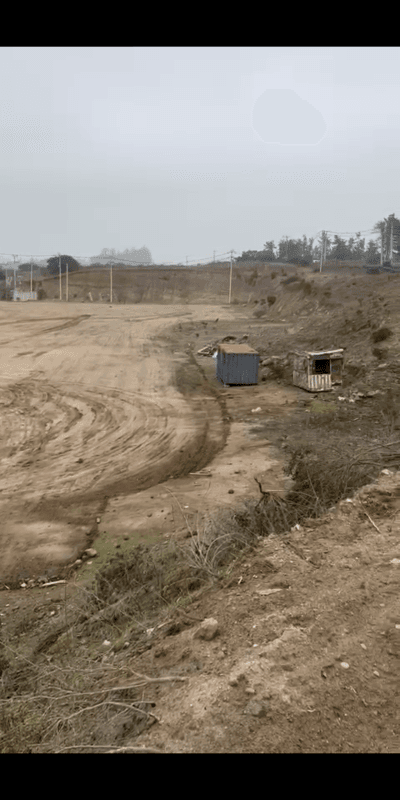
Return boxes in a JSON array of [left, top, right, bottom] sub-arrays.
[[216, 343, 259, 386]]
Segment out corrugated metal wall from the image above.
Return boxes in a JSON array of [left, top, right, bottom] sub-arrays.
[[217, 349, 259, 385], [307, 373, 331, 391]]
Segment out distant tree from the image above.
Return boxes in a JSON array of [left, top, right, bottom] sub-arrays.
[[235, 250, 259, 262], [277, 237, 306, 263], [17, 262, 35, 273], [329, 235, 350, 261], [365, 239, 381, 264], [46, 255, 81, 276], [95, 246, 153, 266], [373, 214, 400, 264], [301, 234, 314, 262], [352, 232, 366, 260], [100, 247, 117, 259], [0, 270, 5, 281], [262, 240, 276, 261]]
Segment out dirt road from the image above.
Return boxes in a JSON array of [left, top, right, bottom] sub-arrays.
[[0, 302, 293, 587]]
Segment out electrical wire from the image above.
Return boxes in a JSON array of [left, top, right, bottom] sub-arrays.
[[0, 250, 236, 267]]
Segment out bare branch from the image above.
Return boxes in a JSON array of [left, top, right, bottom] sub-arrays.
[[54, 744, 165, 753]]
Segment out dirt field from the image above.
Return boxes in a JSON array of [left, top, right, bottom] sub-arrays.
[[1, 266, 400, 752]]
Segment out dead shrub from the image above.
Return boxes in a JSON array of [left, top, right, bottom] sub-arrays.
[[282, 276, 299, 285], [371, 327, 392, 343], [346, 363, 367, 378], [285, 445, 377, 519], [245, 269, 258, 287], [372, 347, 388, 360], [373, 387, 400, 434], [267, 295, 276, 306], [253, 307, 267, 318], [183, 507, 261, 577], [267, 362, 286, 379], [300, 279, 312, 295]]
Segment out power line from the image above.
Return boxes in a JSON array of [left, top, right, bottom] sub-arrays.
[[0, 249, 235, 267], [0, 230, 383, 268], [323, 228, 378, 236]]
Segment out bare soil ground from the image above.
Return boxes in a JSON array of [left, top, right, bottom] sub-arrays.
[[0, 264, 400, 752]]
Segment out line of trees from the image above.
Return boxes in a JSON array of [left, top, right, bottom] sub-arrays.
[[235, 214, 400, 266], [92, 246, 153, 267], [35, 246, 154, 278]]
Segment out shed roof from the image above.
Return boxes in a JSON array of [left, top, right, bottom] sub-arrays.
[[218, 344, 258, 355], [293, 349, 344, 359]]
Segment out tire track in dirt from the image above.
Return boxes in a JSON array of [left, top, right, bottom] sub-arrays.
[[0, 304, 238, 585], [6, 385, 201, 499], [0, 314, 92, 344]]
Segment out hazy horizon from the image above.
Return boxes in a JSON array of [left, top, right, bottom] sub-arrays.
[[1, 47, 399, 265]]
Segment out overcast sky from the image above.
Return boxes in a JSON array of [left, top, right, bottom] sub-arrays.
[[1, 47, 399, 266]]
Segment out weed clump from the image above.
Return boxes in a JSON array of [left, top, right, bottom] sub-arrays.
[[267, 362, 286, 379], [282, 276, 299, 285], [371, 327, 392, 343], [372, 347, 388, 360], [300, 279, 312, 295], [253, 307, 267, 318], [284, 445, 376, 519]]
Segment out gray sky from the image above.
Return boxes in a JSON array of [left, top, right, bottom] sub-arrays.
[[1, 47, 399, 265]]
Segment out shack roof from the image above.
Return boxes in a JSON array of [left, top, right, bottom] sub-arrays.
[[218, 344, 259, 355], [293, 349, 344, 359]]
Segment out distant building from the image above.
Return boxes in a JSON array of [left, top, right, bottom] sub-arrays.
[[12, 289, 37, 302]]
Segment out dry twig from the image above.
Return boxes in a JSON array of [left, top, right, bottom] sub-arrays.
[[54, 744, 164, 753], [52, 700, 160, 731], [358, 500, 382, 533]]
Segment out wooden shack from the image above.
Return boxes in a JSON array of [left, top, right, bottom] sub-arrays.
[[292, 349, 344, 392], [216, 343, 259, 386]]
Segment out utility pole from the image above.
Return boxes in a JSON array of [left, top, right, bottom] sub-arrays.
[[110, 263, 112, 304], [320, 231, 324, 273], [390, 219, 393, 264], [66, 259, 69, 302], [228, 250, 234, 304], [381, 226, 384, 266], [59, 255, 62, 300], [12, 255, 17, 298], [30, 258, 32, 293]]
